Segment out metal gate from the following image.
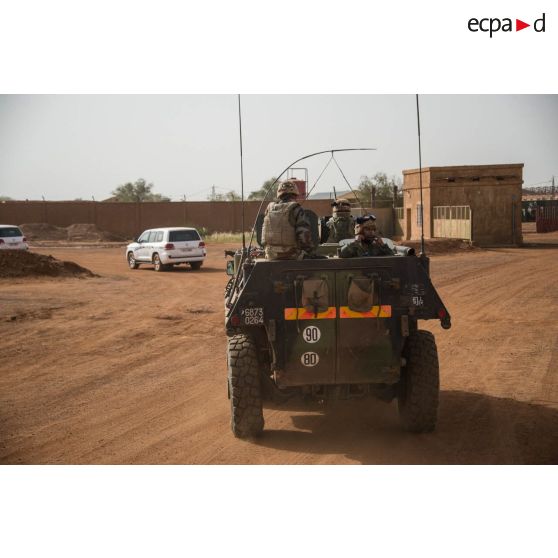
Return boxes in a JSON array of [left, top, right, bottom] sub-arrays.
[[536, 203, 558, 233], [432, 206, 472, 240]]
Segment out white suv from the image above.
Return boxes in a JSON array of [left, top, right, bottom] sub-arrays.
[[0, 225, 28, 250], [126, 227, 206, 271]]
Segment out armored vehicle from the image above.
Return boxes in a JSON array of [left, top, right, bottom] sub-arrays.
[[224, 219, 451, 438]]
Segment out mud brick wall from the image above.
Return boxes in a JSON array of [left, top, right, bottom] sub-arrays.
[[0, 199, 351, 239], [402, 164, 524, 245]]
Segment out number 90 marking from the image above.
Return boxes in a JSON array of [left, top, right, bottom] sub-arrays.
[[302, 326, 321, 343]]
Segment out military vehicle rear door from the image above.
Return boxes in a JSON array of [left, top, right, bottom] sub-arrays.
[[281, 271, 337, 386], [280, 264, 396, 386], [335, 267, 396, 384]]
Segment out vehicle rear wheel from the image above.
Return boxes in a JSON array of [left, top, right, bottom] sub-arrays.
[[228, 334, 264, 438], [127, 252, 139, 269], [153, 253, 168, 272], [190, 261, 203, 270], [398, 330, 439, 433]]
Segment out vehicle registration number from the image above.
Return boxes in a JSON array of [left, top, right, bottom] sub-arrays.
[[241, 307, 264, 325]]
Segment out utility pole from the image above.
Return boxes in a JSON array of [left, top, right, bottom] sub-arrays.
[[211, 185, 216, 200], [552, 176, 555, 199]]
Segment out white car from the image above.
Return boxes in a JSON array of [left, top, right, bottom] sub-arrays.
[[126, 227, 206, 271], [0, 225, 29, 250]]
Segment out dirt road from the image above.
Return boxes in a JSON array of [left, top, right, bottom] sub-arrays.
[[1, 229, 557, 464]]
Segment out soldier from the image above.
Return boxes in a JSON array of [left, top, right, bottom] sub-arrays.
[[262, 179, 314, 260], [340, 216, 395, 258], [325, 198, 354, 242]]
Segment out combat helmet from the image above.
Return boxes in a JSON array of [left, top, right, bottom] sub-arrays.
[[331, 198, 351, 214], [355, 214, 377, 235], [277, 180, 299, 199]]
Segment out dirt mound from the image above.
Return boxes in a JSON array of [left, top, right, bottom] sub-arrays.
[[397, 238, 481, 255], [66, 223, 122, 242], [20, 223, 67, 241], [19, 223, 123, 242], [0, 250, 97, 278]]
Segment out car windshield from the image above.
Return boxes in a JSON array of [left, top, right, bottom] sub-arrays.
[[0, 227, 23, 237], [169, 230, 200, 242]]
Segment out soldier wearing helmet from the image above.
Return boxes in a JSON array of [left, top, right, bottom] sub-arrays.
[[262, 179, 314, 260], [340, 215, 395, 258], [325, 198, 354, 243]]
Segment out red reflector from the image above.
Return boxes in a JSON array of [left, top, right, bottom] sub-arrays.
[[164, 243, 174, 250], [230, 314, 241, 326], [199, 241, 206, 248], [438, 308, 447, 319]]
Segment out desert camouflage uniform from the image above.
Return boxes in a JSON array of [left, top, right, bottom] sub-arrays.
[[340, 238, 395, 258], [326, 214, 354, 242], [262, 198, 313, 260]]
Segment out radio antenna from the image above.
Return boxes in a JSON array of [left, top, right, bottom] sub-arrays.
[[238, 94, 246, 252], [416, 94, 425, 256]]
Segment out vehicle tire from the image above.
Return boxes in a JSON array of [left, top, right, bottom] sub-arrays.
[[228, 334, 264, 438], [398, 330, 439, 433], [190, 261, 203, 270], [127, 252, 139, 270], [152, 253, 168, 272]]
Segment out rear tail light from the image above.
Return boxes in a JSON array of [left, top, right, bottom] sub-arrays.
[[0, 239, 4, 244], [22, 237, 27, 242], [199, 241, 206, 248], [437, 308, 447, 319], [230, 314, 241, 326], [164, 243, 175, 250]]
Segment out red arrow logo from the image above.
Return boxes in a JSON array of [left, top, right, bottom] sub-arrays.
[[516, 19, 530, 31]]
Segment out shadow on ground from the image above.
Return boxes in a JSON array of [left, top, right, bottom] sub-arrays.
[[135, 266, 222, 274], [255, 390, 558, 464]]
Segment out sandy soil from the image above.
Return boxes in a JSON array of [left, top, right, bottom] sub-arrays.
[[1, 228, 557, 464]]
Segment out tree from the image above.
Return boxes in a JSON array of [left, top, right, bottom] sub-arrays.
[[207, 187, 241, 201], [222, 190, 241, 201], [356, 172, 402, 205], [111, 178, 170, 202], [0, 195, 13, 201], [248, 177, 278, 200]]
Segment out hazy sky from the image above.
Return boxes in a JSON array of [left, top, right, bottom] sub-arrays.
[[0, 95, 556, 201]]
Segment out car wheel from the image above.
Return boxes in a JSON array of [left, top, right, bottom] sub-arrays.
[[227, 334, 264, 438], [127, 252, 139, 270], [397, 330, 440, 433], [153, 253, 167, 272], [190, 261, 203, 270]]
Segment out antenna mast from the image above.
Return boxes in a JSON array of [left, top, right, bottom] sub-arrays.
[[238, 94, 246, 251], [416, 94, 425, 256]]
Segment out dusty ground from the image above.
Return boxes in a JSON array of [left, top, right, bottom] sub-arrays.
[[1, 226, 557, 464]]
